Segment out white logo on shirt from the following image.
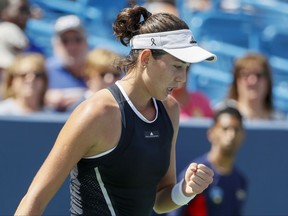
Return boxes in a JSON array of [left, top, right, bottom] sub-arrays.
[[145, 131, 159, 138]]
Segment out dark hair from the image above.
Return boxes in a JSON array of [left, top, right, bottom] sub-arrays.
[[213, 105, 243, 127], [227, 52, 273, 111], [112, 5, 189, 73]]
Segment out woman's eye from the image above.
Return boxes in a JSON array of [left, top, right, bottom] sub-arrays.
[[174, 65, 183, 69]]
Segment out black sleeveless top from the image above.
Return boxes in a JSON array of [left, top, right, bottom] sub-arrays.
[[70, 83, 174, 216]]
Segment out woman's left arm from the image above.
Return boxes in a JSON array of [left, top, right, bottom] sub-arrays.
[[153, 95, 213, 214]]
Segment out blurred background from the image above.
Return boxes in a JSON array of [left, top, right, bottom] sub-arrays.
[[26, 0, 288, 115], [1, 1, 288, 215]]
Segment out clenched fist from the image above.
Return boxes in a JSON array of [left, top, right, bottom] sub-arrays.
[[183, 163, 214, 196]]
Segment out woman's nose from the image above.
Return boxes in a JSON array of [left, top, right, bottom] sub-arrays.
[[177, 69, 187, 83], [247, 74, 259, 84]]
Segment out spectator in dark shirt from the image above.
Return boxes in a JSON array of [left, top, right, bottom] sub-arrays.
[[168, 103, 248, 216]]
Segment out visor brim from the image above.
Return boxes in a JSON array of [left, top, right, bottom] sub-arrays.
[[164, 46, 217, 63]]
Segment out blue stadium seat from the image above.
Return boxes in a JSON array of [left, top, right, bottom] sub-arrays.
[[25, 18, 55, 57], [260, 29, 288, 59], [198, 40, 252, 73], [88, 35, 129, 55], [188, 64, 232, 106], [269, 56, 288, 86], [273, 84, 288, 116]]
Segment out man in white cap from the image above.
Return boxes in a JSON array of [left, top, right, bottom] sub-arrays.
[[45, 14, 89, 112]]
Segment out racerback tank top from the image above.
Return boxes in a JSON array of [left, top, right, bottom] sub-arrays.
[[70, 82, 174, 215]]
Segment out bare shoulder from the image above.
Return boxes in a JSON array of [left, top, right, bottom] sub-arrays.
[[69, 89, 119, 127], [75, 89, 118, 117], [64, 89, 121, 156]]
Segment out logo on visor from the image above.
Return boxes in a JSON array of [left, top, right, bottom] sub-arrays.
[[151, 38, 156, 46], [190, 37, 197, 44]]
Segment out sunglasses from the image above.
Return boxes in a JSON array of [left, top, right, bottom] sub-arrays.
[[14, 72, 45, 79], [61, 36, 84, 45], [99, 72, 121, 78], [238, 71, 266, 80]]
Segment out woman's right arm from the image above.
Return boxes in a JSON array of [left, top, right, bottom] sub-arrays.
[[14, 90, 120, 215]]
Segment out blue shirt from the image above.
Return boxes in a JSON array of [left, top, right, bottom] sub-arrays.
[[168, 153, 248, 216], [45, 57, 87, 89]]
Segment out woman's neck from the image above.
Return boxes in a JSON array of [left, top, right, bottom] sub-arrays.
[[117, 80, 156, 121], [237, 100, 270, 119], [16, 97, 42, 113], [208, 151, 235, 175]]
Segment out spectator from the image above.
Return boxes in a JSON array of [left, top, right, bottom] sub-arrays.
[[0, 68, 4, 100], [66, 48, 122, 111], [171, 67, 213, 119], [45, 14, 89, 112], [0, 22, 28, 69], [0, 21, 28, 100], [0, 0, 44, 54], [143, 0, 179, 16], [226, 52, 286, 120], [184, 0, 212, 12], [0, 52, 49, 115], [181, 0, 246, 14], [0, 0, 30, 29], [168, 103, 248, 216], [171, 83, 213, 119]]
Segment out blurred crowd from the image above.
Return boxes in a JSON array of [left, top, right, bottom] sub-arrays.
[[0, 0, 287, 121], [1, 1, 287, 215], [0, 0, 123, 114]]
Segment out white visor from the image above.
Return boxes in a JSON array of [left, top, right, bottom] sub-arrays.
[[130, 29, 217, 63]]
